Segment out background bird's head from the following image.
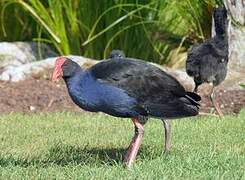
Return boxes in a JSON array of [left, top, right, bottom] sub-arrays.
[[52, 57, 81, 81], [109, 49, 125, 59], [213, 7, 228, 36]]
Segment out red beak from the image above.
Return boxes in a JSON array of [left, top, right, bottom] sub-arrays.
[[51, 57, 66, 81]]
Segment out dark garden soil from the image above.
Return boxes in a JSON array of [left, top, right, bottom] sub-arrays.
[[0, 72, 244, 115]]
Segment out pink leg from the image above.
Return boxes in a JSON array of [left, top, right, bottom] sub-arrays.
[[124, 118, 144, 168]]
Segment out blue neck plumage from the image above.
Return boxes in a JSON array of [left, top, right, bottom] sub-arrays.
[[64, 70, 87, 91], [64, 71, 89, 104], [63, 71, 100, 112]]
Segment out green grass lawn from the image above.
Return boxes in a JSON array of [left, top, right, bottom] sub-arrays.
[[0, 110, 244, 179]]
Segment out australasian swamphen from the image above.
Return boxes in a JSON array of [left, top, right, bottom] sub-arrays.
[[186, 7, 228, 117], [52, 56, 201, 167]]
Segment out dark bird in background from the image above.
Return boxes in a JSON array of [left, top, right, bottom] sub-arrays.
[[52, 56, 201, 167], [186, 7, 228, 117], [109, 49, 125, 59]]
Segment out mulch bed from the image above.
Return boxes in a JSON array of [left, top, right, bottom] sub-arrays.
[[0, 76, 244, 115]]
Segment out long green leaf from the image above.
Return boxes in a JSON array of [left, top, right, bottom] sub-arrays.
[[83, 3, 156, 46], [18, 1, 61, 43]]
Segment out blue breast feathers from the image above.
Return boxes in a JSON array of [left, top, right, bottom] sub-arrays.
[[65, 71, 140, 117]]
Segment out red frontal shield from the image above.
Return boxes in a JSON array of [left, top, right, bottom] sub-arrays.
[[51, 57, 66, 81]]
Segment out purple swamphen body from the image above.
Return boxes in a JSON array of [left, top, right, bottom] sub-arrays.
[[52, 55, 201, 167]]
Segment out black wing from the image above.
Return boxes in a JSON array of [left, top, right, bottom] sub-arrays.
[[90, 58, 186, 105], [90, 58, 200, 118]]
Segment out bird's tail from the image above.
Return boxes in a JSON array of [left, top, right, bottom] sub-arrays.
[[185, 92, 201, 107], [145, 92, 201, 119]]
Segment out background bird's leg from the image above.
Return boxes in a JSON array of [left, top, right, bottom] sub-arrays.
[[162, 119, 172, 152], [124, 118, 144, 168], [194, 82, 199, 92], [210, 85, 224, 118]]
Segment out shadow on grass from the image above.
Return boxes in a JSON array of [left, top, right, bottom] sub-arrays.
[[0, 143, 159, 167], [43, 144, 126, 166], [0, 146, 123, 167]]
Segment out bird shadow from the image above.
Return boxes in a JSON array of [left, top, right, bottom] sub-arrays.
[[43, 144, 126, 166], [0, 143, 170, 167], [0, 143, 159, 167]]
